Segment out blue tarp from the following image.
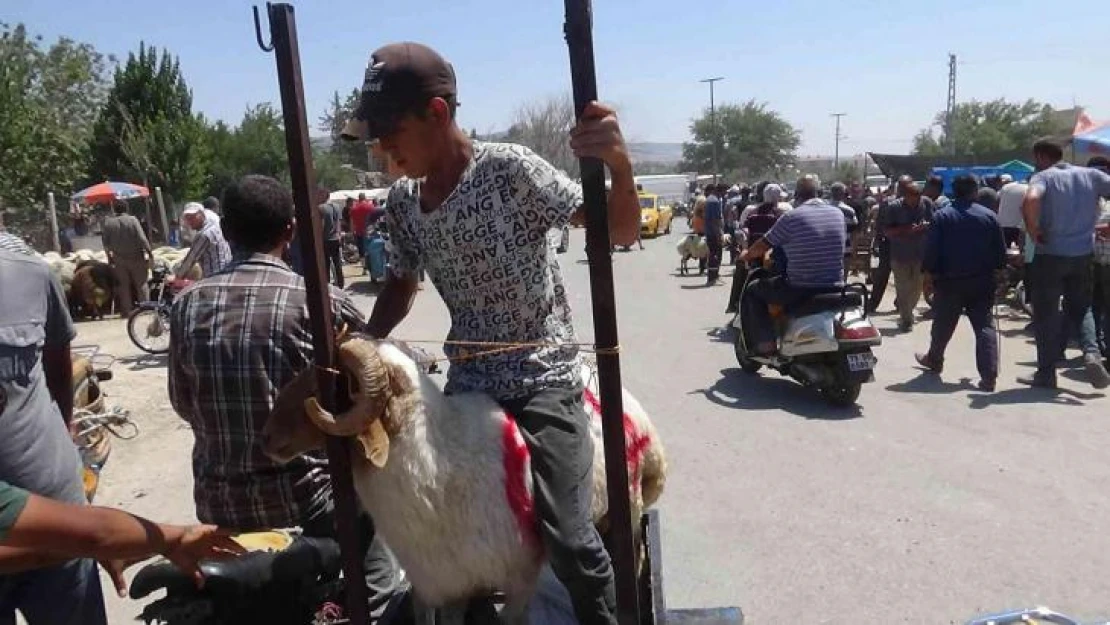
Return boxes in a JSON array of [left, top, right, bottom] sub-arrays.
[[930, 162, 1035, 193]]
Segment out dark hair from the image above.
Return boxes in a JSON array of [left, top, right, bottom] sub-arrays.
[[924, 175, 944, 191], [221, 175, 294, 252], [951, 174, 979, 201], [202, 196, 220, 210], [113, 200, 128, 215], [1088, 156, 1110, 170], [1032, 139, 1064, 162]]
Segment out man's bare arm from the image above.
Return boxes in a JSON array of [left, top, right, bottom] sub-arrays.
[[606, 164, 640, 247], [365, 274, 419, 339], [1022, 186, 1043, 242]]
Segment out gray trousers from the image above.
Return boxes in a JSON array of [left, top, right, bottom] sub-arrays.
[[0, 557, 108, 625], [303, 506, 400, 620], [112, 257, 149, 316], [497, 386, 617, 625]]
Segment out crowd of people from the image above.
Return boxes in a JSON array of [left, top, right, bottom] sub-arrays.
[[694, 141, 1110, 392]]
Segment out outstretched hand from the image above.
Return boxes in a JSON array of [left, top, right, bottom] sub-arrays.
[[569, 101, 631, 173], [163, 525, 247, 590]]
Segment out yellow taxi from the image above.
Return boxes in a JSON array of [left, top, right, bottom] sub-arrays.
[[639, 193, 674, 237]]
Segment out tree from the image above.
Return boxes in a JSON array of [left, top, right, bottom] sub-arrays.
[[200, 103, 288, 198], [504, 94, 579, 177], [0, 23, 111, 219], [89, 42, 207, 200], [679, 100, 800, 181], [318, 89, 369, 172], [912, 99, 1061, 157]]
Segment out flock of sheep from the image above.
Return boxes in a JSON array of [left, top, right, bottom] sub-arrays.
[[36, 247, 197, 320]]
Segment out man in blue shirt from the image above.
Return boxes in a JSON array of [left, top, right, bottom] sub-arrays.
[[1021, 139, 1110, 389], [740, 176, 846, 355], [704, 184, 725, 286], [916, 175, 1007, 391]]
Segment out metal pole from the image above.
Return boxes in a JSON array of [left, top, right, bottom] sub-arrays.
[[46, 192, 60, 252], [154, 187, 170, 246], [831, 113, 846, 170], [701, 77, 724, 185], [563, 4, 639, 625], [255, 5, 369, 624]]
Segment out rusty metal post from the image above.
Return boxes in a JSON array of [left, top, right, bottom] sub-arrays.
[[256, 4, 369, 624], [562, 3, 641, 625]]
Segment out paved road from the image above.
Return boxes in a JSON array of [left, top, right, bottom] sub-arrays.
[[90, 224, 1109, 624]]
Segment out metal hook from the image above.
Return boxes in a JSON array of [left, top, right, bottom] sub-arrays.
[[252, 4, 274, 52]]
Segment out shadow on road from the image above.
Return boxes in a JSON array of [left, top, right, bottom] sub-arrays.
[[966, 385, 1103, 409], [691, 367, 862, 420], [705, 326, 733, 344], [347, 280, 384, 296], [886, 372, 976, 394], [118, 353, 168, 371]]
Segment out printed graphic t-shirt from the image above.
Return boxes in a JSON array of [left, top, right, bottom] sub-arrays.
[[385, 142, 584, 400]]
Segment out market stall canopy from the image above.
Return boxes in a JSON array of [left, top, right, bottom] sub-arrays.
[[72, 181, 150, 204], [1073, 123, 1110, 156]]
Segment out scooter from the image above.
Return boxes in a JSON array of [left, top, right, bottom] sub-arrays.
[[731, 267, 882, 407]]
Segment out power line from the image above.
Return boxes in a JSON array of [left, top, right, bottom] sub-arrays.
[[699, 76, 724, 184], [946, 53, 957, 156], [831, 113, 847, 168]]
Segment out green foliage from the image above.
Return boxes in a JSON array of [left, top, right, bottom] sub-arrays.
[[89, 42, 206, 199], [679, 100, 800, 181], [0, 22, 111, 220], [912, 99, 1061, 157], [318, 89, 370, 171]]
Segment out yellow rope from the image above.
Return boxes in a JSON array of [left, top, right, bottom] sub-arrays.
[[397, 339, 621, 363]]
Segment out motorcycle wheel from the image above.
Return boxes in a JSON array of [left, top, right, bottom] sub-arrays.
[[127, 307, 171, 354], [822, 381, 862, 407], [732, 332, 762, 374]]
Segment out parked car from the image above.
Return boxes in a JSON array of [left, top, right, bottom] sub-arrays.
[[639, 193, 674, 237]]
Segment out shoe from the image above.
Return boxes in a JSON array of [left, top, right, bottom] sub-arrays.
[[1017, 375, 1057, 389], [1084, 354, 1110, 389], [898, 321, 914, 332], [725, 307, 738, 314], [977, 379, 996, 392], [915, 353, 943, 373]]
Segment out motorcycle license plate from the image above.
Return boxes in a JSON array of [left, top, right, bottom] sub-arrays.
[[846, 352, 875, 372]]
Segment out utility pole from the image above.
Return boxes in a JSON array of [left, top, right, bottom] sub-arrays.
[[946, 53, 957, 155], [700, 76, 724, 184], [831, 113, 847, 170]]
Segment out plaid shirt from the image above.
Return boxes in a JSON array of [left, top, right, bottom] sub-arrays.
[[168, 253, 364, 530], [0, 231, 35, 256]]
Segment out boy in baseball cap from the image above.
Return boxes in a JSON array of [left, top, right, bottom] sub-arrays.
[[349, 41, 639, 625]]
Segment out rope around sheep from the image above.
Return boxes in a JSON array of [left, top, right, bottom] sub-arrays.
[[397, 339, 622, 363]]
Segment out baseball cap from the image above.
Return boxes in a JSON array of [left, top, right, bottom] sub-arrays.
[[182, 202, 204, 216], [341, 42, 458, 141], [999, 174, 1014, 183]]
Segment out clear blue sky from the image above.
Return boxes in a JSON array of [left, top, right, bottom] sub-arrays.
[[9, 0, 1106, 157]]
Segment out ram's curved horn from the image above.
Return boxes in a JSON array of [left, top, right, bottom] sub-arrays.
[[303, 338, 390, 437]]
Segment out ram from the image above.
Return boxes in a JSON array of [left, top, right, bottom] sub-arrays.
[[262, 337, 666, 622]]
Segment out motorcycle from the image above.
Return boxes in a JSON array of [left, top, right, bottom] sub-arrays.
[[731, 267, 882, 407], [127, 263, 193, 355], [128, 530, 358, 625], [70, 347, 135, 502], [966, 606, 1108, 625]]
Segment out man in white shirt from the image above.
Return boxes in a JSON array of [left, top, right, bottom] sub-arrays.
[[996, 174, 1027, 248]]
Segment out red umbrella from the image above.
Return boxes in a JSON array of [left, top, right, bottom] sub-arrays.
[[72, 181, 150, 204]]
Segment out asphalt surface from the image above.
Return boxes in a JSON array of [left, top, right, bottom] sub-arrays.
[[86, 223, 1110, 624]]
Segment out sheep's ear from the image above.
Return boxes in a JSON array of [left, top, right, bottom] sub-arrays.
[[355, 419, 390, 468]]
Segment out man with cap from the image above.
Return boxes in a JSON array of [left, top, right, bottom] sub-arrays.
[[343, 42, 640, 625], [177, 202, 232, 279]]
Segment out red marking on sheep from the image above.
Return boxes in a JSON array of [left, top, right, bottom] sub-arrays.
[[501, 415, 538, 549], [582, 388, 651, 486]]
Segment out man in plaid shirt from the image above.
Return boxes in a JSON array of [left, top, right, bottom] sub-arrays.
[[168, 175, 400, 618]]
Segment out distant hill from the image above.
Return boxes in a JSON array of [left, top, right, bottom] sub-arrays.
[[627, 142, 683, 165]]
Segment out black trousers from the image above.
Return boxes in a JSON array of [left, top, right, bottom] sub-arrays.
[[726, 263, 749, 313], [303, 507, 400, 621], [926, 277, 999, 381], [497, 386, 616, 625], [868, 240, 891, 312], [706, 232, 723, 281], [1030, 254, 1100, 381], [324, 240, 345, 288]]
